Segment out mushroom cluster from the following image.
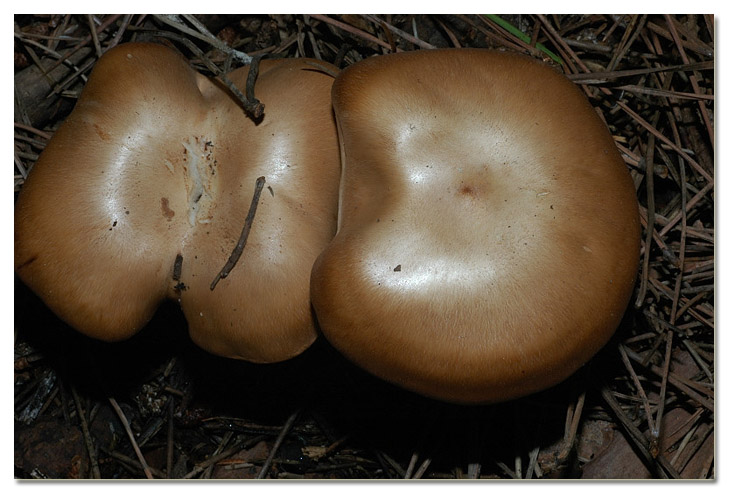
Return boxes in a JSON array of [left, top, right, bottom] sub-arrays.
[[15, 43, 640, 403]]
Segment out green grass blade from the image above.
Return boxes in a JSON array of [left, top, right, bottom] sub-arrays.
[[483, 14, 564, 65]]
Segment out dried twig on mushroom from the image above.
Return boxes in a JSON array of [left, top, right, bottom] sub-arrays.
[[210, 176, 266, 290]]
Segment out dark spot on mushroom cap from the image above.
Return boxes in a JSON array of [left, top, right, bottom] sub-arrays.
[[160, 197, 175, 221], [457, 181, 486, 199], [458, 184, 475, 196], [93, 123, 111, 141]]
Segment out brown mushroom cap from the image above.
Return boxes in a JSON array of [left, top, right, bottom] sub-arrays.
[[310, 49, 641, 403], [15, 42, 340, 363]]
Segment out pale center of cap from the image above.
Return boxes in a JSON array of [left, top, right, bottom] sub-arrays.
[[181, 136, 217, 227]]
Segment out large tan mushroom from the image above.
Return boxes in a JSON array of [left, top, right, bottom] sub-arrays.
[[15, 42, 341, 363], [310, 49, 641, 403]]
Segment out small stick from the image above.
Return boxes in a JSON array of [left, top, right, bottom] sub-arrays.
[[244, 55, 265, 118], [565, 60, 714, 84], [332, 42, 351, 68], [496, 461, 519, 479], [434, 17, 461, 48], [635, 113, 659, 308], [107, 14, 132, 51], [153, 14, 252, 65], [378, 451, 406, 478], [618, 345, 657, 454], [618, 103, 711, 185], [361, 14, 436, 49], [86, 14, 103, 58], [611, 84, 715, 101], [526, 446, 541, 479], [43, 14, 122, 74], [211, 176, 266, 290], [303, 60, 341, 78], [466, 462, 481, 479], [538, 15, 713, 185], [664, 14, 714, 148], [605, 14, 647, 72], [412, 457, 432, 479], [673, 423, 714, 474], [307, 30, 322, 60], [682, 338, 714, 382], [669, 157, 690, 324], [623, 346, 714, 412], [315, 434, 350, 460], [106, 450, 167, 478], [148, 30, 264, 118], [182, 435, 266, 479], [404, 451, 419, 479], [257, 409, 300, 479], [309, 14, 393, 52], [14, 122, 52, 141], [203, 431, 234, 479], [166, 397, 175, 478], [109, 397, 154, 479], [71, 386, 101, 479], [557, 390, 586, 462], [599, 385, 675, 479], [655, 331, 674, 448]]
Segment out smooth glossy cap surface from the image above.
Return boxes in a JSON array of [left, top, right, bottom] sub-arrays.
[[311, 49, 640, 403], [15, 42, 341, 362]]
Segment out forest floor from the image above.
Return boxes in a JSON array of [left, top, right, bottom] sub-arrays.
[[13, 14, 714, 480]]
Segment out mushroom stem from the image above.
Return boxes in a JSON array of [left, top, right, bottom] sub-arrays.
[[210, 176, 266, 291]]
